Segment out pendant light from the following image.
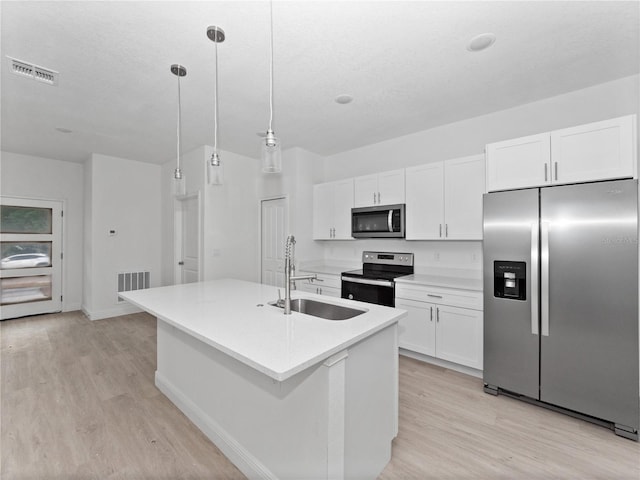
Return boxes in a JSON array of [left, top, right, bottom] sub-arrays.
[[260, 0, 282, 173], [171, 64, 187, 196], [207, 25, 225, 185]]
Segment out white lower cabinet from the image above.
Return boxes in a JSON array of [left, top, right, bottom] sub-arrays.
[[296, 272, 341, 297], [395, 284, 483, 370]]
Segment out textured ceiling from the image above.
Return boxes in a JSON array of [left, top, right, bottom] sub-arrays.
[[1, 1, 638, 164]]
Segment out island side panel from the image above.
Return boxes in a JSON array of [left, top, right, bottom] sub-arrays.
[[155, 320, 330, 479], [344, 323, 398, 479]]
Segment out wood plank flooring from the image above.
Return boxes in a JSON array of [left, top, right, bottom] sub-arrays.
[[2, 311, 639, 479]]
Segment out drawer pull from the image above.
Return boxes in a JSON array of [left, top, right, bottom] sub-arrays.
[[427, 294, 443, 299]]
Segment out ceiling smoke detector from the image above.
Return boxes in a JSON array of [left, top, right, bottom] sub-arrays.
[[7, 56, 58, 86], [466, 33, 496, 52]]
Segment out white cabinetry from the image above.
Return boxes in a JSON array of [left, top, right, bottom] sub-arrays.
[[405, 155, 485, 240], [486, 115, 637, 192], [395, 283, 483, 370], [296, 272, 341, 297], [313, 179, 354, 240], [354, 169, 405, 207]]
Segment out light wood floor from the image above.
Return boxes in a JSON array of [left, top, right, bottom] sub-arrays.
[[1, 311, 639, 479]]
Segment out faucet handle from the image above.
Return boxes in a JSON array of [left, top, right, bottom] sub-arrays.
[[276, 289, 284, 308]]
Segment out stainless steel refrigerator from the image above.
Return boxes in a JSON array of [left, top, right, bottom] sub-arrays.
[[483, 178, 639, 440]]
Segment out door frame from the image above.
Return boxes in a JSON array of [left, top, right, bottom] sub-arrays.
[[0, 195, 65, 319], [174, 191, 203, 285], [259, 195, 289, 285]]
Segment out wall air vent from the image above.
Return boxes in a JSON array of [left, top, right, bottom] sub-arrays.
[[117, 271, 150, 303], [7, 56, 58, 86]]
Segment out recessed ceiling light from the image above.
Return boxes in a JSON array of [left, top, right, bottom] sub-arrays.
[[55, 127, 72, 133], [466, 33, 496, 52], [335, 94, 353, 105]]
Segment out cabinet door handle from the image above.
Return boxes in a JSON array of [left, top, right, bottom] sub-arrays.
[[427, 294, 443, 299], [373, 192, 377, 204], [430, 306, 433, 322], [436, 307, 440, 322], [445, 224, 448, 237], [554, 161, 558, 181], [319, 287, 323, 295], [377, 192, 381, 204], [439, 224, 442, 237], [544, 163, 548, 182]]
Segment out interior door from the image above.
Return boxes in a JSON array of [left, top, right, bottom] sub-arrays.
[[0, 197, 63, 320], [540, 179, 638, 430], [175, 193, 201, 284], [482, 188, 540, 398], [261, 197, 288, 287]]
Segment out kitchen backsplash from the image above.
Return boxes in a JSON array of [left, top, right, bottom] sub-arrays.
[[321, 239, 482, 273]]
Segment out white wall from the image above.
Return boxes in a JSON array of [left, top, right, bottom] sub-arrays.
[[83, 154, 162, 320], [259, 147, 325, 267], [202, 145, 261, 282], [161, 146, 263, 286], [0, 151, 85, 310], [160, 145, 207, 286], [319, 74, 640, 272]]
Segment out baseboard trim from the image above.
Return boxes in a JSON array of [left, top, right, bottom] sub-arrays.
[[154, 371, 277, 480], [81, 303, 142, 321], [399, 349, 483, 378]]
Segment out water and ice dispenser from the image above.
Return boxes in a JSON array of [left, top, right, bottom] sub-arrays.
[[494, 261, 526, 300]]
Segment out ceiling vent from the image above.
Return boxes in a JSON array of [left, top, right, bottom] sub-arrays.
[[7, 56, 58, 86]]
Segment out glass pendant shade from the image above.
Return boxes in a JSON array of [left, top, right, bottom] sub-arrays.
[[261, 130, 282, 173], [174, 175, 186, 196], [208, 153, 223, 185]]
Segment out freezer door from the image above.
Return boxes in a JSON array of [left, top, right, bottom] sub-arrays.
[[483, 188, 540, 398], [540, 179, 639, 431]]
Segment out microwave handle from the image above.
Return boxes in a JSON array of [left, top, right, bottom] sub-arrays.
[[388, 210, 393, 232]]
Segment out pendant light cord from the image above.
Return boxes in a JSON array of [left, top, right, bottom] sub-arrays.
[[268, 0, 274, 131], [176, 72, 182, 171], [214, 37, 219, 152]]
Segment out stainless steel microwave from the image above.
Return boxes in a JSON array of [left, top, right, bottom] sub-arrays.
[[351, 204, 405, 238]]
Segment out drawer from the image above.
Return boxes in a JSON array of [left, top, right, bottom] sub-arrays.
[[395, 283, 482, 310]]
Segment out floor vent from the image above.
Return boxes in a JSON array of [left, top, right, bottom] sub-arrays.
[[117, 271, 150, 302], [7, 56, 58, 86]]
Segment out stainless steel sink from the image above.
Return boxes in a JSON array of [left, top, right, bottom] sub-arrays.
[[270, 298, 366, 320]]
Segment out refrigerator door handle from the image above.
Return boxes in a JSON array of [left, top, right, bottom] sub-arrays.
[[541, 221, 550, 336], [530, 223, 539, 335]]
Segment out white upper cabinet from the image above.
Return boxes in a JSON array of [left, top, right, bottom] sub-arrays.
[[486, 115, 637, 192], [551, 115, 636, 184], [405, 162, 444, 239], [312, 179, 354, 240], [486, 133, 551, 191], [405, 155, 485, 240], [354, 169, 405, 207], [444, 156, 486, 239]]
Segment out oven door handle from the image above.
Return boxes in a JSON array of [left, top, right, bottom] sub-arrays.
[[388, 209, 393, 232], [341, 276, 394, 288]]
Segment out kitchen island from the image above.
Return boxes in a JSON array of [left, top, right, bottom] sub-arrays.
[[120, 279, 406, 480]]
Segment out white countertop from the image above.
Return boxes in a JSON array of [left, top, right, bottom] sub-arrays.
[[298, 264, 356, 276], [395, 273, 483, 291], [120, 279, 405, 382]]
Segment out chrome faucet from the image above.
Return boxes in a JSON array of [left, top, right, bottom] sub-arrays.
[[284, 235, 316, 314]]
